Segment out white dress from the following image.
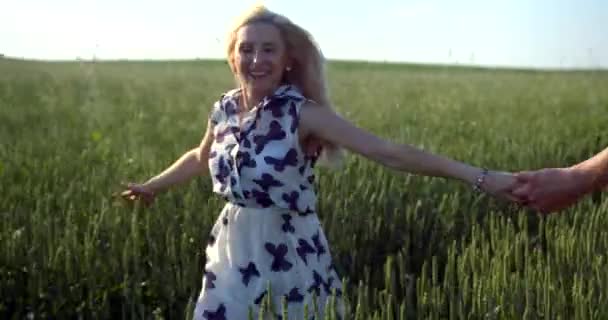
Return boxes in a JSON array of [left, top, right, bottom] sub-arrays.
[[193, 85, 344, 320]]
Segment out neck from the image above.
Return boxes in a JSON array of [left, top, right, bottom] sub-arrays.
[[241, 85, 279, 111]]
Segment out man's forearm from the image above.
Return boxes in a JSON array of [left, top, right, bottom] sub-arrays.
[[575, 147, 608, 192]]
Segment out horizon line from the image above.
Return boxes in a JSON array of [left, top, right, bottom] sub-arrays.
[[2, 55, 606, 73]]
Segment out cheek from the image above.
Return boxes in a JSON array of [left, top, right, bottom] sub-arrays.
[[269, 54, 288, 74], [233, 56, 248, 77]]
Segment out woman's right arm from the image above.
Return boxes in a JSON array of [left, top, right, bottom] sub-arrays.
[[122, 120, 215, 203], [141, 119, 215, 194]]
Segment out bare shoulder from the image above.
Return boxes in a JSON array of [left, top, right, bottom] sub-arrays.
[[299, 100, 336, 136], [299, 101, 390, 158]]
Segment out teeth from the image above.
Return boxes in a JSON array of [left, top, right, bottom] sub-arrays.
[[250, 71, 268, 77]]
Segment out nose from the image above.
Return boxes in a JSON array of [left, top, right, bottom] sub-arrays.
[[252, 50, 261, 65]]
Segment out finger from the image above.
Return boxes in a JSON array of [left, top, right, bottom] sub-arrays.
[[511, 185, 532, 198], [126, 185, 154, 197], [515, 171, 535, 183], [120, 182, 135, 189], [504, 179, 523, 194], [121, 193, 135, 202], [305, 140, 322, 157], [306, 146, 319, 158], [504, 193, 523, 203]]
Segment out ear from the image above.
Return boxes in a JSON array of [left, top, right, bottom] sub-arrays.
[[284, 53, 294, 70]]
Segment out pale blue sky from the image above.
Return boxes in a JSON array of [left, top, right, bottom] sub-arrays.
[[1, 0, 607, 69]]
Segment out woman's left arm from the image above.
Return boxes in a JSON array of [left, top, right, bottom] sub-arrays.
[[299, 102, 516, 197]]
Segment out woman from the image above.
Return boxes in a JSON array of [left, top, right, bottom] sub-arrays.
[[122, 6, 516, 319]]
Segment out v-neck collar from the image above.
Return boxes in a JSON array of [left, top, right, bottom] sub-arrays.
[[229, 84, 304, 112], [228, 85, 303, 145]]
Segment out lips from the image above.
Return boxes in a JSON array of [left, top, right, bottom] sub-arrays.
[[249, 71, 270, 80]]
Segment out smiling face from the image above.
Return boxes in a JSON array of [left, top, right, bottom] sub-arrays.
[[232, 22, 290, 102]]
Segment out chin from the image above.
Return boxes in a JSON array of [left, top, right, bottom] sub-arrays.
[[249, 80, 280, 92]]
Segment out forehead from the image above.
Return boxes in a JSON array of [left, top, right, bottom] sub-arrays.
[[236, 22, 283, 45]]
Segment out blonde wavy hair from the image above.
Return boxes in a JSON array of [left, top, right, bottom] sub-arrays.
[[225, 5, 344, 167]]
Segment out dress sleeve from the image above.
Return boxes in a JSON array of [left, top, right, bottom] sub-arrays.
[[208, 98, 224, 126]]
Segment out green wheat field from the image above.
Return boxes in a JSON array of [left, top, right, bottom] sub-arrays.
[[1, 57, 607, 319]]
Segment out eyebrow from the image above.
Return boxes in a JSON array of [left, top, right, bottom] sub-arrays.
[[238, 41, 278, 47]]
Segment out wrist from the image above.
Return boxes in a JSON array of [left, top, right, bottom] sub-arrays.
[[142, 179, 162, 195], [457, 164, 484, 186], [472, 168, 489, 192]]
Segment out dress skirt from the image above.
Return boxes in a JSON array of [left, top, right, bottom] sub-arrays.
[[193, 202, 344, 320]]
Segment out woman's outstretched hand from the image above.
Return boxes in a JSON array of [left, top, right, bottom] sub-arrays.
[[120, 183, 156, 207]]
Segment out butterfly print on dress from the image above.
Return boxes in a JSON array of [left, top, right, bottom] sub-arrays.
[[253, 173, 284, 192], [296, 238, 316, 265], [312, 231, 326, 259], [239, 262, 260, 286], [327, 262, 338, 274], [251, 189, 273, 208], [214, 156, 230, 192], [307, 175, 315, 184], [242, 136, 252, 148], [282, 191, 300, 211], [298, 206, 315, 217], [202, 303, 226, 320], [204, 270, 217, 290], [265, 242, 293, 272], [265, 148, 298, 172], [224, 99, 238, 116], [236, 151, 256, 171], [254, 290, 267, 305], [215, 126, 239, 143], [253, 121, 286, 154], [285, 287, 304, 303], [281, 214, 295, 233], [308, 270, 324, 296], [208, 85, 318, 216], [322, 276, 334, 295], [309, 271, 340, 298], [224, 143, 236, 151], [264, 96, 290, 118], [287, 101, 299, 133]]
